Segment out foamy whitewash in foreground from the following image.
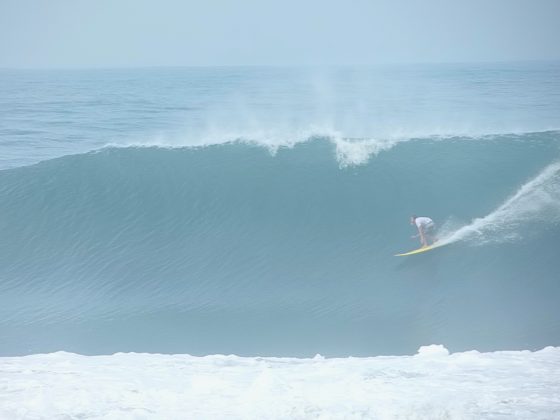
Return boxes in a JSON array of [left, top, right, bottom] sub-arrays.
[[1, 345, 559, 420]]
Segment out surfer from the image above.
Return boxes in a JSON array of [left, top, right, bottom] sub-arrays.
[[410, 215, 435, 247]]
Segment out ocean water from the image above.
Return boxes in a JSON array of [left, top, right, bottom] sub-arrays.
[[1, 62, 560, 418], [1, 63, 560, 358]]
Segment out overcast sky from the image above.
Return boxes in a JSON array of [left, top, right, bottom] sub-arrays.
[[1, 0, 559, 68]]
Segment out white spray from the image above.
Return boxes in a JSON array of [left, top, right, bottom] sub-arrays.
[[438, 161, 560, 246]]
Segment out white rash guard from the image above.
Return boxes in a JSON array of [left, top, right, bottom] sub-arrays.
[[415, 217, 434, 229]]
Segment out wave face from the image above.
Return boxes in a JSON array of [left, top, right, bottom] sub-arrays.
[[1, 131, 560, 356]]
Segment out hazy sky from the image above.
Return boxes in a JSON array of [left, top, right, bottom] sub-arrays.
[[1, 0, 559, 68]]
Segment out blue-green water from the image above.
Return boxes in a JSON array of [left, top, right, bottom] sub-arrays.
[[0, 64, 559, 356]]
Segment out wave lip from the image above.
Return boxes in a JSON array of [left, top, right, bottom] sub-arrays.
[[111, 129, 560, 169], [1, 346, 559, 419]]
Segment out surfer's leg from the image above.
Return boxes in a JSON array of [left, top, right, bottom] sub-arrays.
[[425, 225, 435, 245], [420, 230, 427, 247]]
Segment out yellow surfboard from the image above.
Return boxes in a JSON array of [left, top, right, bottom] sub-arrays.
[[395, 242, 443, 257]]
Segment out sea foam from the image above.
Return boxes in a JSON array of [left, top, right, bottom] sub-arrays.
[[1, 346, 559, 419]]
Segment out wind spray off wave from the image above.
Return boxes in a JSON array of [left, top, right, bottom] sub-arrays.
[[438, 161, 560, 246], [2, 63, 560, 170]]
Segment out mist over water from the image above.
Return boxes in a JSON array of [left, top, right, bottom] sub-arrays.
[[0, 64, 560, 357], [1, 62, 559, 169]]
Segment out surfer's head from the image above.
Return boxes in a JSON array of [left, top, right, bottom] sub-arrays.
[[410, 215, 417, 225]]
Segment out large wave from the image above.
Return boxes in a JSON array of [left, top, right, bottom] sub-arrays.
[[0, 131, 559, 357]]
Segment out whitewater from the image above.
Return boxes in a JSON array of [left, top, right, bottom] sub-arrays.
[[1, 63, 560, 418], [2, 346, 559, 419]]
